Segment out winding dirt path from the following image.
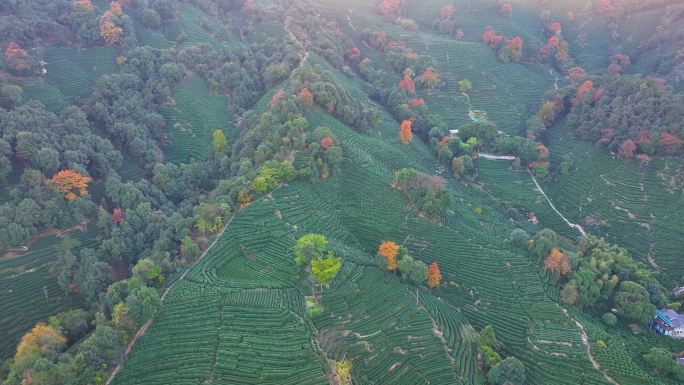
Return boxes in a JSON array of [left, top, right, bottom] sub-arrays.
[[527, 168, 587, 236], [561, 308, 621, 385]]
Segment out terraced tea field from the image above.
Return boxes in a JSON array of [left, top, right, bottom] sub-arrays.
[[323, 0, 555, 133], [167, 3, 243, 50], [115, 105, 612, 384], [574, 310, 684, 385], [161, 76, 234, 164], [544, 128, 684, 286], [21, 47, 120, 113], [0, 226, 98, 360], [475, 158, 580, 241]]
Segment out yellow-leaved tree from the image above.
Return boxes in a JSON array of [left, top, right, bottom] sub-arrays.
[[14, 323, 66, 373], [213, 129, 228, 152]]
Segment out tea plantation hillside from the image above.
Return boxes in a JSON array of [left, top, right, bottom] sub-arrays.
[[21, 47, 121, 113], [0, 226, 98, 359], [160, 76, 234, 164], [543, 127, 684, 286], [114, 102, 616, 385]]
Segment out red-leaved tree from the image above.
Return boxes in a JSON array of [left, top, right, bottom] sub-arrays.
[[573, 80, 593, 106], [409, 98, 425, 107], [660, 133, 683, 153], [378, 0, 404, 19], [482, 27, 502, 47], [440, 5, 455, 20], [567, 67, 586, 83], [399, 74, 415, 93], [112, 208, 124, 223], [618, 140, 637, 159], [500, 2, 513, 18], [320, 136, 334, 150]]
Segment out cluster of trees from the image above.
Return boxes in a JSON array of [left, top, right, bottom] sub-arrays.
[[534, 75, 684, 158], [513, 230, 669, 325], [394, 168, 452, 218], [428, 121, 550, 179], [1, 259, 162, 384], [588, 0, 683, 87], [361, 29, 436, 79], [290, 66, 379, 132], [482, 27, 524, 63], [176, 39, 302, 112], [537, 21, 573, 71], [126, 0, 178, 30], [0, 94, 121, 181], [1, 1, 355, 380], [512, 229, 675, 325], [557, 236, 668, 324], [642, 347, 684, 381], [281, 7, 469, 179], [376, 241, 441, 289], [0, 137, 106, 249], [216, 70, 353, 208], [476, 325, 526, 385], [284, 2, 355, 69], [376, 0, 418, 32], [293, 234, 342, 301], [0, 0, 139, 64]]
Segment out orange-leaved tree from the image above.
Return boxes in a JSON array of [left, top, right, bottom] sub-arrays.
[[573, 80, 593, 106], [299, 86, 314, 108], [99, 1, 125, 46], [270, 88, 287, 108], [537, 143, 550, 158], [399, 120, 413, 144], [100, 15, 123, 45], [544, 248, 570, 277], [482, 28, 502, 47], [49, 169, 92, 201], [378, 241, 400, 271], [427, 262, 441, 289]]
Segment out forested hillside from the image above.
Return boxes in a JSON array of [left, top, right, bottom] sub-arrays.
[[1, 1, 684, 385]]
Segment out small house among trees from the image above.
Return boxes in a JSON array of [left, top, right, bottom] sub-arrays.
[[651, 309, 684, 338]]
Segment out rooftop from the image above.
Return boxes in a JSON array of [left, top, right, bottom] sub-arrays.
[[657, 309, 684, 329]]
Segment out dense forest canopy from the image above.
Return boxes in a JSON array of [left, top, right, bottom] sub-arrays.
[[1, 1, 684, 385]]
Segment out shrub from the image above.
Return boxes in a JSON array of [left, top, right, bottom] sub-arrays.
[[601, 312, 617, 327]]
